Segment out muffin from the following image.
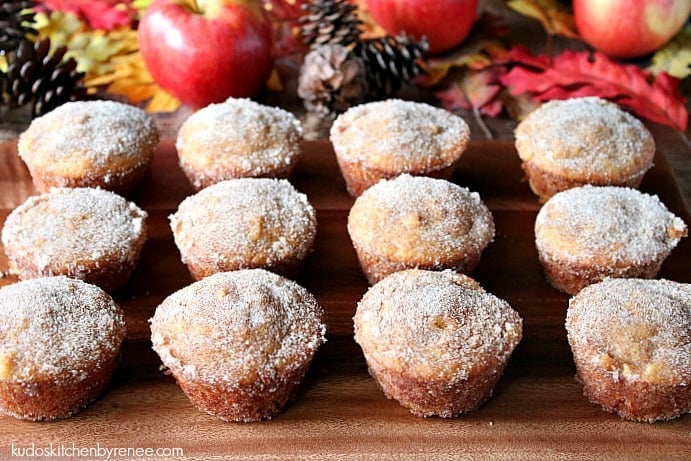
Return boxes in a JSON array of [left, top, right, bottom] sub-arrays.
[[150, 269, 326, 422], [169, 178, 317, 280], [17, 100, 159, 196], [514, 97, 655, 201], [534, 185, 687, 295], [347, 174, 494, 284], [354, 269, 522, 417], [1, 187, 147, 292], [330, 99, 471, 196], [566, 278, 690, 423], [176, 98, 303, 190], [0, 276, 126, 421]]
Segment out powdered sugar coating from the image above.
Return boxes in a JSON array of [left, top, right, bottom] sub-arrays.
[[0, 276, 126, 383], [566, 278, 690, 386], [354, 269, 522, 382], [515, 97, 655, 181], [169, 178, 317, 275], [1, 187, 147, 281], [17, 100, 159, 178], [535, 185, 687, 266], [176, 98, 303, 188], [150, 269, 326, 385], [348, 174, 494, 265], [330, 99, 470, 171]]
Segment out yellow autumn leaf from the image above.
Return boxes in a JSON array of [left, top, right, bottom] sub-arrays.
[[421, 39, 507, 87], [87, 51, 180, 113], [507, 0, 579, 39], [34, 11, 84, 49], [132, 0, 154, 16], [66, 30, 136, 75], [353, 0, 387, 39], [648, 25, 691, 79]]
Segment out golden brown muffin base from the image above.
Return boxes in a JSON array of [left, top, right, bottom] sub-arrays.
[[6, 238, 146, 293], [335, 155, 456, 197], [0, 356, 117, 421], [185, 255, 303, 281], [367, 362, 505, 418], [353, 243, 482, 285], [180, 162, 297, 191], [174, 362, 310, 422], [538, 252, 663, 295], [28, 161, 151, 198], [522, 160, 646, 202], [574, 357, 690, 423]]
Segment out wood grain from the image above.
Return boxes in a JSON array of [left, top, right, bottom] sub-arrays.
[[0, 140, 689, 460]]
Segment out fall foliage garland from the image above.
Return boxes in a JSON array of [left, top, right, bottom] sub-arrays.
[[1, 0, 689, 131]]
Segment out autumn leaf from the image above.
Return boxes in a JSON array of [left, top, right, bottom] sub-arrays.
[[507, 0, 579, 38], [500, 46, 688, 131], [648, 24, 691, 79], [435, 67, 504, 117], [36, 0, 138, 31], [352, 0, 387, 39], [86, 50, 181, 113], [419, 39, 507, 87]]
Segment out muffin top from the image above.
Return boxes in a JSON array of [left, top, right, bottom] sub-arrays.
[[1, 187, 147, 276], [176, 98, 303, 185], [17, 100, 159, 179], [354, 269, 522, 382], [348, 175, 494, 265], [566, 278, 690, 385], [0, 276, 126, 383], [514, 97, 655, 182], [535, 185, 687, 266], [169, 178, 316, 270], [150, 269, 326, 386], [330, 99, 470, 172]]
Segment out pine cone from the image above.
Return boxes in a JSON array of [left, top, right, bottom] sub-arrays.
[[1, 38, 85, 116], [300, 0, 362, 49], [0, 0, 36, 52], [297, 44, 368, 117], [355, 33, 428, 99]]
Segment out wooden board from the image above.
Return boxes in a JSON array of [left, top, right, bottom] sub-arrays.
[[0, 140, 689, 460]]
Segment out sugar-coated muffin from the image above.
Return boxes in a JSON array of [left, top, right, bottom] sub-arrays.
[[354, 269, 522, 417], [1, 187, 147, 292], [347, 174, 494, 284], [515, 97, 655, 201], [330, 99, 471, 196], [150, 269, 326, 422], [17, 100, 159, 196], [534, 185, 687, 295], [566, 278, 690, 423], [0, 276, 126, 421], [176, 98, 303, 190], [169, 178, 317, 280]]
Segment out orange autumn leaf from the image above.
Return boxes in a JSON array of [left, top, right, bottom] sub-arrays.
[[507, 0, 579, 38]]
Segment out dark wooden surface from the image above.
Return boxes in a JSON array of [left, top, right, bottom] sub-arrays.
[[0, 140, 689, 460]]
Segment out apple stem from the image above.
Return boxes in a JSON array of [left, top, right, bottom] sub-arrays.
[[180, 0, 201, 14]]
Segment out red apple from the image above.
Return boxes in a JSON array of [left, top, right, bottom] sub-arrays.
[[138, 0, 273, 108], [364, 0, 479, 54], [574, 0, 691, 59]]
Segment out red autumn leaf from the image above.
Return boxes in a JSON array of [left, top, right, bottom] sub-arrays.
[[37, 0, 137, 30], [500, 45, 688, 131]]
